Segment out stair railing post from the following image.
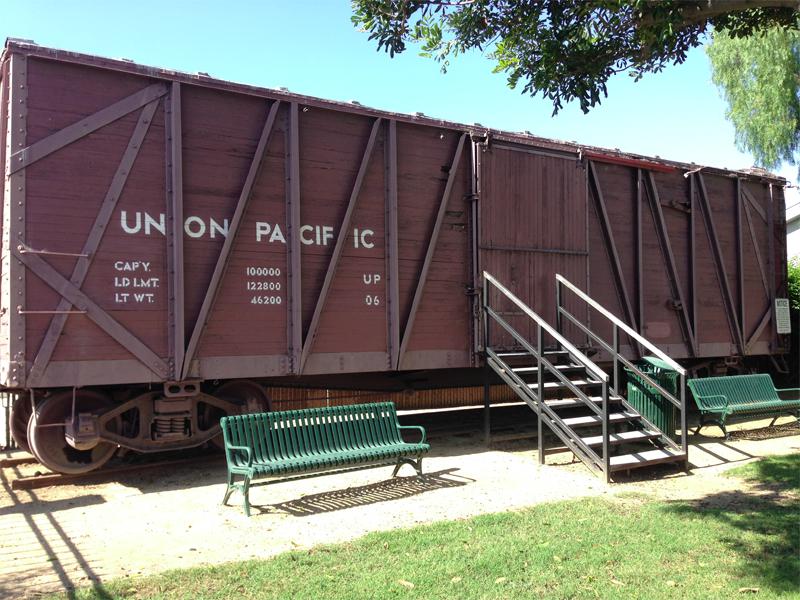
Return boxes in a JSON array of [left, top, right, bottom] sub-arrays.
[[680, 372, 688, 471], [555, 277, 563, 337], [602, 380, 610, 482], [483, 276, 491, 446], [537, 322, 544, 464], [483, 276, 490, 351], [612, 324, 619, 396]]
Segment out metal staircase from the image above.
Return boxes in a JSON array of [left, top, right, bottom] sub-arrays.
[[482, 272, 688, 482]]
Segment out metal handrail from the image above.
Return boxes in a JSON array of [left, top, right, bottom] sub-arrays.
[[555, 273, 688, 462], [559, 308, 681, 409], [484, 272, 608, 383], [482, 273, 608, 475], [555, 274, 685, 375], [484, 306, 602, 418]]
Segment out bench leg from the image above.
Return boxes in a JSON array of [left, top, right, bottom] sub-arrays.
[[222, 471, 235, 506], [242, 476, 252, 518], [392, 457, 424, 477], [693, 416, 710, 436], [719, 421, 729, 440], [769, 415, 780, 427]]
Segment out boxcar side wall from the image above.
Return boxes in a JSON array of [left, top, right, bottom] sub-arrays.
[[584, 158, 788, 363], [1, 44, 791, 393], [8, 51, 473, 389]]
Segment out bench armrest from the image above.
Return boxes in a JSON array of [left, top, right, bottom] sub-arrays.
[[225, 444, 253, 468], [775, 387, 800, 399], [397, 424, 427, 444], [694, 393, 729, 410]]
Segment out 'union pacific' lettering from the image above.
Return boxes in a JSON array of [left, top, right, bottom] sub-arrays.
[[119, 211, 374, 248]]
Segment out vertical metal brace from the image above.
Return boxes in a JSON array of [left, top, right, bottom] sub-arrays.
[[165, 82, 185, 380], [635, 169, 644, 342], [767, 184, 776, 349], [468, 139, 481, 363], [2, 53, 27, 387], [689, 174, 697, 353], [285, 103, 302, 373], [736, 179, 745, 348], [385, 120, 400, 370]]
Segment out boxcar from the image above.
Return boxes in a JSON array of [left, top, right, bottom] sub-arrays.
[[1, 40, 790, 473]]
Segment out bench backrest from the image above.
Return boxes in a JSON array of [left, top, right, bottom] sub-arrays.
[[687, 374, 779, 407], [221, 402, 404, 463]]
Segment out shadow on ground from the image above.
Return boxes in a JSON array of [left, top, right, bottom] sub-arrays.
[[660, 470, 799, 595], [259, 468, 472, 516], [0, 467, 113, 599]]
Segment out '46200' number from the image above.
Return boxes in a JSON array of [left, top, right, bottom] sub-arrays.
[[250, 295, 282, 305]]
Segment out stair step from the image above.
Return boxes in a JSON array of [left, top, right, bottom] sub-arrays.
[[512, 365, 583, 374], [581, 430, 662, 447], [609, 448, 686, 471], [545, 395, 622, 410], [529, 379, 601, 391], [560, 411, 640, 428]]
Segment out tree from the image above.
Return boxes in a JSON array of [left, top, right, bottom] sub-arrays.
[[352, 1, 799, 114], [707, 25, 799, 172]]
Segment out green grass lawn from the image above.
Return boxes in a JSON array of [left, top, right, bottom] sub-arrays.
[[725, 452, 800, 492], [61, 455, 799, 600]]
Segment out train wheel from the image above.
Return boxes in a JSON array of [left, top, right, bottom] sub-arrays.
[[204, 380, 271, 449], [27, 390, 118, 474], [9, 394, 33, 454], [214, 380, 271, 413]]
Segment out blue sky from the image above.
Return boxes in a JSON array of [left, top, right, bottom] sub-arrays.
[[2, 0, 797, 203]]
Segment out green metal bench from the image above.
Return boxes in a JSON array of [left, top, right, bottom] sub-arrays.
[[687, 374, 800, 438], [221, 402, 429, 516]]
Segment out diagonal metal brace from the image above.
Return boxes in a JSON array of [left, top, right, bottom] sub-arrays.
[[14, 249, 170, 379]]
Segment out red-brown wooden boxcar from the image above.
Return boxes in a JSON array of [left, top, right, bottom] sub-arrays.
[[1, 40, 790, 473]]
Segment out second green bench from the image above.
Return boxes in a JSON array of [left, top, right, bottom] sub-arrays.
[[687, 374, 800, 438]]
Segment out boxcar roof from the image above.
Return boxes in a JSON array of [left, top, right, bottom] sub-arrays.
[[1, 38, 786, 186]]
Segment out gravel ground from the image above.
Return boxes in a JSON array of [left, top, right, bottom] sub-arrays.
[[1, 413, 798, 599]]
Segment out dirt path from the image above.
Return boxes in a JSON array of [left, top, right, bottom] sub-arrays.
[[1, 417, 798, 599]]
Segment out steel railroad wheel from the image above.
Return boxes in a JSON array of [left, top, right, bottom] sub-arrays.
[[205, 380, 271, 449], [9, 394, 33, 454], [27, 390, 118, 474]]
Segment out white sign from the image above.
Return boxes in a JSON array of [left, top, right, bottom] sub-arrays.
[[775, 298, 791, 334]]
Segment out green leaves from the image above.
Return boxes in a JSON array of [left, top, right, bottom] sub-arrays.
[[351, 0, 800, 115], [707, 24, 800, 172]]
